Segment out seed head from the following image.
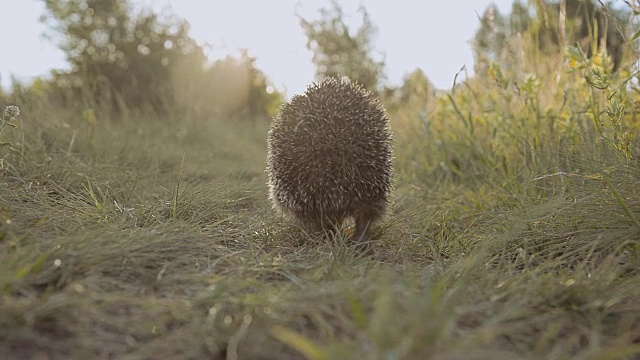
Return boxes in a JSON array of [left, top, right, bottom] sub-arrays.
[[3, 105, 20, 119]]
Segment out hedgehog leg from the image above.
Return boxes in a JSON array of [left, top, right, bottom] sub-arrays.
[[354, 216, 371, 243], [323, 224, 336, 239], [353, 214, 376, 255], [322, 217, 342, 240]]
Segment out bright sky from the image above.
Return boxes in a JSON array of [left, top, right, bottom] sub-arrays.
[[1, 0, 517, 96]]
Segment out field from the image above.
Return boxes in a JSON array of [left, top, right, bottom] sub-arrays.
[[2, 24, 640, 360]]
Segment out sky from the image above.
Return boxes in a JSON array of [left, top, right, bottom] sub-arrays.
[[1, 0, 517, 96]]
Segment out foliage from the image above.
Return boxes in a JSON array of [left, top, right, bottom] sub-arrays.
[[169, 50, 284, 122], [210, 51, 283, 121], [298, 0, 385, 91], [35, 0, 283, 121], [41, 0, 207, 115], [382, 68, 435, 119], [473, 0, 632, 75]]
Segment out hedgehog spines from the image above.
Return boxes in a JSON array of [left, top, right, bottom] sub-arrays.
[[266, 77, 393, 246]]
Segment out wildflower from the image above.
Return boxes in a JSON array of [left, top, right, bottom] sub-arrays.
[[488, 67, 496, 81], [3, 105, 20, 119], [568, 58, 579, 69]]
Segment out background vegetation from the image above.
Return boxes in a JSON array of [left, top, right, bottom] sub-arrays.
[[1, 0, 640, 359]]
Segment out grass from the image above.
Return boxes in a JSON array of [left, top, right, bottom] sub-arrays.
[[2, 28, 640, 360]]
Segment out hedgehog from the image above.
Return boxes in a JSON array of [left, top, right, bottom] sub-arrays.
[[266, 77, 393, 246]]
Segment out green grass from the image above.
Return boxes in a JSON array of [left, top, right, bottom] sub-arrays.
[[2, 48, 640, 360]]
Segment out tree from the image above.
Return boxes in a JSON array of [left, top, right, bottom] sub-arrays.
[[41, 0, 206, 115], [206, 51, 283, 121], [473, 3, 508, 69], [398, 69, 434, 107], [298, 1, 385, 91], [473, 0, 631, 74]]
